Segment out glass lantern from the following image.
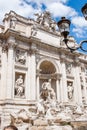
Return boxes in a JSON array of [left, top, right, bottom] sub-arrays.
[[57, 17, 71, 38], [81, 3, 87, 20]]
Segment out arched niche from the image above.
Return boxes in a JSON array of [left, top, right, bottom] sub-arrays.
[[39, 60, 57, 95]]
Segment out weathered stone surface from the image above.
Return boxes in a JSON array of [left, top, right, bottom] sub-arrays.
[[34, 118, 48, 126], [62, 125, 72, 130], [0, 10, 87, 130], [30, 126, 38, 130], [38, 126, 46, 130]]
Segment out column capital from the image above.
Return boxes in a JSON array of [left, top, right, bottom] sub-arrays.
[[55, 73, 62, 80], [2, 43, 8, 53], [73, 57, 80, 66], [7, 42, 17, 49], [36, 69, 41, 76], [28, 46, 38, 55], [60, 54, 66, 63]]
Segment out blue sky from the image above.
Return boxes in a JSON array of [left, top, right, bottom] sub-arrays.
[[0, 0, 87, 53]]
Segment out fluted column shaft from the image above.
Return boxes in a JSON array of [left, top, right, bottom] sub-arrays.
[[0, 46, 7, 99], [6, 44, 14, 99], [61, 61, 68, 102], [73, 64, 82, 104], [30, 52, 36, 100]]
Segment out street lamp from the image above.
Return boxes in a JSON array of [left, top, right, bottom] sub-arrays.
[[81, 3, 87, 20], [57, 3, 87, 52]]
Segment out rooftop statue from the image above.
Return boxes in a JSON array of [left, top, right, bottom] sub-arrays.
[[35, 11, 56, 31]]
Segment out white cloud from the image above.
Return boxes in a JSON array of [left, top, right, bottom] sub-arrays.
[[72, 16, 87, 28], [0, 0, 39, 23], [0, 0, 86, 40], [20, 0, 77, 18], [72, 27, 87, 38], [0, 0, 75, 23], [71, 16, 87, 38], [47, 2, 77, 18], [22, 0, 69, 5]]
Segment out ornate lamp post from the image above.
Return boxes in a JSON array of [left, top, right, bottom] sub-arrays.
[[81, 3, 87, 20], [57, 3, 87, 52]]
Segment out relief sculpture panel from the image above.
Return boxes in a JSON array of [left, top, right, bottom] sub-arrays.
[[15, 49, 27, 65]]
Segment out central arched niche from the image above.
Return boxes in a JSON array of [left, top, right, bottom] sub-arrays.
[[40, 60, 56, 74], [39, 60, 57, 95]]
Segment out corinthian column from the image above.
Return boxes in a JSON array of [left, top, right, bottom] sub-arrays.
[[29, 45, 37, 100], [73, 60, 82, 105], [0, 44, 7, 99], [36, 75, 40, 100], [56, 73, 61, 102], [81, 69, 87, 104], [6, 43, 14, 99], [26, 52, 31, 99], [61, 60, 68, 102]]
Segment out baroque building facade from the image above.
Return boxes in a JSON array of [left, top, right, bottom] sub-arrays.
[[0, 11, 87, 130]]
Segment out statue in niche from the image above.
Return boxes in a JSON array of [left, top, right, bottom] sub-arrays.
[[38, 80, 57, 117], [15, 50, 26, 65], [40, 79, 56, 101], [67, 82, 74, 99], [15, 75, 25, 97], [40, 82, 49, 101]]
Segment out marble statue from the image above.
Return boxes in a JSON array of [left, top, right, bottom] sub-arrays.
[[12, 79, 87, 129], [35, 11, 56, 31], [67, 82, 74, 99], [15, 75, 25, 97], [40, 80, 56, 102], [36, 100, 45, 116]]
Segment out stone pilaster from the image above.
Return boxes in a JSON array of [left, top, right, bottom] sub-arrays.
[[28, 45, 37, 100], [6, 43, 14, 99], [73, 60, 82, 105], [0, 44, 7, 99], [36, 75, 40, 100], [55, 73, 61, 102], [81, 70, 87, 104], [26, 52, 31, 99], [36, 69, 41, 100], [56, 79, 60, 102], [61, 60, 68, 102]]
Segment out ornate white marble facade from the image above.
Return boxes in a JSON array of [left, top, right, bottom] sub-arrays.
[[0, 11, 87, 130]]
